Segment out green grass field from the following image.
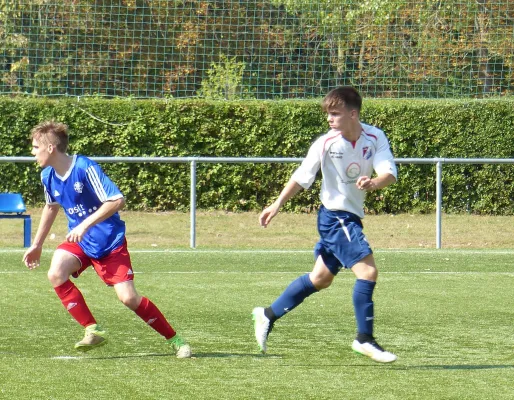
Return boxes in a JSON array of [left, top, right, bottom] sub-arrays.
[[2, 247, 514, 399]]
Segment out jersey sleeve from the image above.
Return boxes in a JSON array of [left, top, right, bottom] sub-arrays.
[[373, 132, 398, 179], [84, 163, 124, 203], [291, 137, 323, 189], [41, 170, 58, 205]]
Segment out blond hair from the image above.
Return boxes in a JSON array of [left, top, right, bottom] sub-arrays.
[[31, 121, 69, 153]]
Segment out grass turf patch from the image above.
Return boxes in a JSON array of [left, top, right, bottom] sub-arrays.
[[1, 250, 514, 399]]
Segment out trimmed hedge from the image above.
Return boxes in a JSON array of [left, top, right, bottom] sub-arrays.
[[0, 97, 513, 214]]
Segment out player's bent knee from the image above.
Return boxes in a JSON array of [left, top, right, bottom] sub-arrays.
[[47, 269, 58, 284], [318, 280, 333, 290], [114, 281, 140, 310], [118, 293, 141, 310], [311, 276, 333, 290], [48, 250, 81, 285], [47, 268, 70, 286], [351, 259, 378, 281]]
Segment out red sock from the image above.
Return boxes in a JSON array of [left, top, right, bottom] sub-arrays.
[[135, 297, 176, 340], [54, 280, 96, 327]]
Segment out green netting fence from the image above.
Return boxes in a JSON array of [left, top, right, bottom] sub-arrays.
[[1, 0, 513, 99]]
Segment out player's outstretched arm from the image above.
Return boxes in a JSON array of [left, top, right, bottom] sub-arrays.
[[259, 180, 303, 228], [22, 203, 60, 269]]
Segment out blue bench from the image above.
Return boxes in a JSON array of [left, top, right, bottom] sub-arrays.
[[0, 193, 32, 247]]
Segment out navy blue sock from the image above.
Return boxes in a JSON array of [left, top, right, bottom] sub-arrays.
[[270, 274, 318, 319], [353, 279, 376, 336]]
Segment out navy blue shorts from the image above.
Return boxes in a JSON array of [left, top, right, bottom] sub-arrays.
[[314, 205, 373, 275]]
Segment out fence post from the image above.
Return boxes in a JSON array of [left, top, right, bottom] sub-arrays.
[[190, 159, 197, 249], [3, 156, 513, 250], [436, 160, 443, 249]]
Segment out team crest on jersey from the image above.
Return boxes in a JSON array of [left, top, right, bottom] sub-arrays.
[[346, 162, 361, 179], [362, 146, 372, 160], [73, 182, 84, 193]]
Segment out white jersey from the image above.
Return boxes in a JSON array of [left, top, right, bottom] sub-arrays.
[[291, 123, 397, 218]]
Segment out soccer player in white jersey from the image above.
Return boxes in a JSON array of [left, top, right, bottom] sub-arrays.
[[22, 121, 192, 358], [252, 86, 398, 363]]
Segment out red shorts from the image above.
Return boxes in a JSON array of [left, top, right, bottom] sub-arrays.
[[57, 239, 134, 286]]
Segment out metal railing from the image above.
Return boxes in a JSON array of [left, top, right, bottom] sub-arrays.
[[2, 156, 513, 249]]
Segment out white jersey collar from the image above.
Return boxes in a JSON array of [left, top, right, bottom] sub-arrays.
[[55, 154, 77, 181]]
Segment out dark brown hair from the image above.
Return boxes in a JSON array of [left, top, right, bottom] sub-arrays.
[[322, 86, 362, 113]]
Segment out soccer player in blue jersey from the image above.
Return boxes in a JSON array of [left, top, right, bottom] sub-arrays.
[[252, 86, 397, 363], [22, 121, 192, 358]]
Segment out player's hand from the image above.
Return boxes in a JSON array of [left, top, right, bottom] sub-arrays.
[[356, 176, 376, 191], [259, 203, 280, 228], [22, 245, 42, 270], [66, 225, 88, 243]]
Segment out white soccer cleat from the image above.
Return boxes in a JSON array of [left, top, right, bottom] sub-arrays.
[[352, 339, 397, 363], [252, 307, 271, 353]]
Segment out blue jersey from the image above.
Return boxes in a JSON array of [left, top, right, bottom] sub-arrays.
[[41, 154, 126, 259]]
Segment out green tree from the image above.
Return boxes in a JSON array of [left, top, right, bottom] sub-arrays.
[[197, 55, 248, 100]]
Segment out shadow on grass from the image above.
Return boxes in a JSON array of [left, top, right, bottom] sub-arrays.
[[193, 352, 283, 358], [52, 352, 283, 360], [392, 364, 514, 370], [53, 353, 170, 360], [52, 353, 512, 369]]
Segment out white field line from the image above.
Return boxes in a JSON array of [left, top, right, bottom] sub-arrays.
[[2, 248, 514, 255], [52, 356, 82, 360], [2, 248, 514, 275], [2, 270, 514, 276]]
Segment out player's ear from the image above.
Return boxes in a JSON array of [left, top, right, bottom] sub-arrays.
[[47, 143, 55, 154]]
